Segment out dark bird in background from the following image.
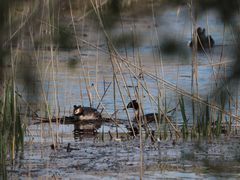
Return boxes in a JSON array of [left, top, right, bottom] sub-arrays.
[[189, 27, 214, 50]]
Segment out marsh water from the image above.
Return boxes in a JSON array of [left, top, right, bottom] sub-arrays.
[[8, 4, 240, 179]]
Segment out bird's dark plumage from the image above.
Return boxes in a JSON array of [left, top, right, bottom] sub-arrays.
[[189, 27, 214, 50]]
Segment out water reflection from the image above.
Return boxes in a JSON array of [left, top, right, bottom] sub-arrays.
[[72, 121, 101, 141]]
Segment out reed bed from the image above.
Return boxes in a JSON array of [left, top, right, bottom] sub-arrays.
[[0, 0, 240, 179]]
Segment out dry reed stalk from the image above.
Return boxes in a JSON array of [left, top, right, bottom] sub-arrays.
[[189, 0, 199, 130], [114, 52, 138, 134], [132, 27, 160, 136], [95, 27, 100, 96], [150, 9, 163, 137], [141, 74, 161, 133], [139, 108, 144, 180], [45, 7, 59, 148], [92, 84, 127, 133], [44, 0, 63, 147], [108, 55, 137, 136], [135, 52, 144, 180], [68, 0, 93, 107], [96, 82, 112, 109], [202, 22, 229, 95], [28, 4, 57, 148], [37, 0, 240, 136], [113, 74, 118, 137], [235, 91, 239, 132], [73, 27, 239, 121], [75, 0, 108, 22], [90, 0, 139, 136], [124, 64, 181, 136], [54, 20, 227, 111], [51, 48, 61, 144], [8, 14, 16, 160], [151, 0, 166, 126]]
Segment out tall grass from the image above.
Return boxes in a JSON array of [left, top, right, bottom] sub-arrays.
[[0, 79, 24, 179], [179, 95, 188, 139]]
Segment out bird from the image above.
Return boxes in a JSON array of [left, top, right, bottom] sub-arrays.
[[73, 105, 102, 120], [189, 27, 215, 50], [126, 100, 162, 124], [73, 105, 102, 131]]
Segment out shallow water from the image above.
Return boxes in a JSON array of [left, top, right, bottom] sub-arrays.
[[11, 3, 240, 179], [9, 132, 240, 179]]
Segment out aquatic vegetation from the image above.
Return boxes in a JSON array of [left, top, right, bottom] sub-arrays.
[[179, 95, 189, 139], [0, 80, 24, 179], [0, 0, 240, 179]]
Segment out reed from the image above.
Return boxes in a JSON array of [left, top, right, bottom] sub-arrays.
[[179, 96, 188, 139], [80, 0, 238, 144], [0, 79, 24, 179], [0, 1, 239, 179], [6, 1, 238, 178]]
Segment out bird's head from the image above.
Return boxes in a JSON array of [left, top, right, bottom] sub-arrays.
[[73, 105, 84, 116]]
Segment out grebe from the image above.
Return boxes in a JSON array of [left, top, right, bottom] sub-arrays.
[[73, 105, 102, 120], [126, 100, 162, 123], [73, 105, 102, 131], [189, 27, 214, 50]]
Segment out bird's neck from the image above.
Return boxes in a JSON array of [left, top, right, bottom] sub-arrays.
[[134, 109, 141, 121]]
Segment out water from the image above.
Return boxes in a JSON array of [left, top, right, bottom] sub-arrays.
[[9, 135, 240, 179], [10, 3, 240, 179]]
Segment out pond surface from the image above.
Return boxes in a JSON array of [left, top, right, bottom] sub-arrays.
[[9, 131, 240, 179], [10, 4, 240, 179]]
